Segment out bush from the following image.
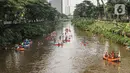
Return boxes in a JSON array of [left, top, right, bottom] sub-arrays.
[[73, 18, 130, 46], [0, 21, 57, 49]]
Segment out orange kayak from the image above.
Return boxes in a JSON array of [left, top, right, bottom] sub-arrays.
[[103, 55, 120, 62], [103, 60, 120, 66], [17, 48, 25, 51]]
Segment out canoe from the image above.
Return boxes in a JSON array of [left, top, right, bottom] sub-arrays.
[[54, 43, 63, 46], [81, 42, 88, 46], [64, 40, 70, 42], [103, 60, 120, 66], [82, 44, 87, 46], [17, 48, 25, 51], [23, 41, 32, 48], [23, 44, 30, 48], [45, 35, 53, 40], [103, 55, 120, 62]]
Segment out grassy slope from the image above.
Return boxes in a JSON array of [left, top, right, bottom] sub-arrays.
[[72, 18, 130, 46]]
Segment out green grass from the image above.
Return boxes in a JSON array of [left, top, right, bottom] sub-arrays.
[[72, 18, 130, 46]]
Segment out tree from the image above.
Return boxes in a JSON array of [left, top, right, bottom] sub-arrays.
[[73, 0, 97, 19]]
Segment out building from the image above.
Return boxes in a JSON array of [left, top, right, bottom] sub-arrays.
[[49, 0, 63, 13], [63, 0, 71, 15], [49, 0, 72, 15]]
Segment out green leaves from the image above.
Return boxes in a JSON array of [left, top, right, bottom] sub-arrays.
[[0, 0, 61, 24], [73, 0, 97, 18], [0, 0, 62, 48], [72, 18, 94, 31], [73, 18, 130, 46], [0, 21, 57, 48]]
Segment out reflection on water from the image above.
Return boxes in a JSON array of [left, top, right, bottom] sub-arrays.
[[104, 41, 109, 53], [0, 21, 130, 73], [5, 51, 21, 72]]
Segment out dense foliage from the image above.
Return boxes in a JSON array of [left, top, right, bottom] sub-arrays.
[[72, 0, 130, 46], [0, 21, 59, 48], [73, 0, 130, 21], [72, 18, 130, 45], [0, 0, 61, 24], [0, 0, 67, 49], [73, 0, 98, 19]]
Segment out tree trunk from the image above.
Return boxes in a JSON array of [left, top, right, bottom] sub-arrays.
[[97, 0, 100, 19], [101, 0, 106, 20]]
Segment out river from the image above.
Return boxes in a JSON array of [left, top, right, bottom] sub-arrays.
[[0, 21, 130, 73]]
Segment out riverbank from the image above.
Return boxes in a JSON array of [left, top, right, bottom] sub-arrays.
[[72, 18, 130, 46], [0, 21, 59, 49]]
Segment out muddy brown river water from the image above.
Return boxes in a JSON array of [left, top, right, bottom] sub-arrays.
[[0, 21, 130, 73]]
